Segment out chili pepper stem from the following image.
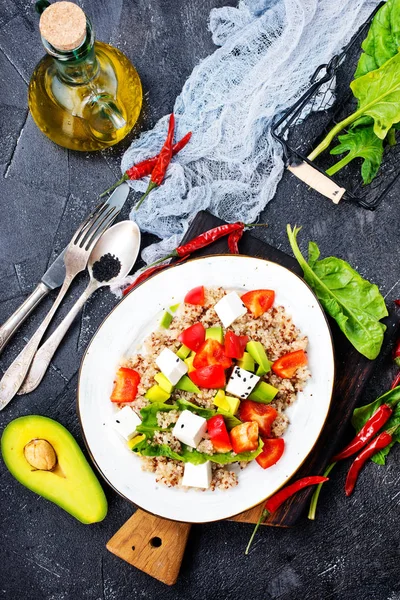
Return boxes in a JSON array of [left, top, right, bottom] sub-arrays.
[[135, 181, 158, 210], [99, 173, 129, 198], [245, 508, 270, 555], [308, 462, 336, 521]]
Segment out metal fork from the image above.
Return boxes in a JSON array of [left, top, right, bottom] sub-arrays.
[[0, 201, 119, 411]]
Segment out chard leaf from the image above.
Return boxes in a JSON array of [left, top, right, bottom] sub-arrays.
[[351, 52, 400, 140], [287, 225, 387, 360], [327, 127, 383, 185], [355, 0, 400, 78]]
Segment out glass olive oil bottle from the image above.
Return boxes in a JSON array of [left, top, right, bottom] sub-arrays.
[[28, 1, 142, 151]]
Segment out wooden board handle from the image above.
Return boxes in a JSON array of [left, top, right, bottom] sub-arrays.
[[106, 509, 191, 585]]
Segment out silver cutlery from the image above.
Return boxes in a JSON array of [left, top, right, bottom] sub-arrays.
[[0, 183, 130, 356], [19, 220, 140, 393], [0, 183, 130, 410]]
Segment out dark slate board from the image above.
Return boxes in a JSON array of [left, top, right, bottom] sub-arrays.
[[178, 210, 399, 526]]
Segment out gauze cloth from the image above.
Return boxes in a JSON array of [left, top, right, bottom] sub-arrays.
[[116, 0, 377, 293]]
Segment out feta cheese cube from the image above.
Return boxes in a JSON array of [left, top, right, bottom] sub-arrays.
[[226, 366, 260, 399], [111, 406, 142, 441], [182, 461, 212, 489], [172, 409, 207, 448], [155, 347, 188, 385], [214, 291, 247, 327]]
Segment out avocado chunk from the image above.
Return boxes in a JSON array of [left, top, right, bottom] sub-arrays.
[[154, 372, 174, 394], [237, 352, 255, 372], [145, 385, 171, 402], [159, 310, 173, 329], [1, 416, 107, 524], [248, 381, 278, 403], [213, 390, 240, 415], [169, 303, 180, 313], [184, 355, 195, 372], [205, 326, 224, 344], [246, 341, 272, 376], [175, 375, 200, 393], [176, 344, 191, 360]]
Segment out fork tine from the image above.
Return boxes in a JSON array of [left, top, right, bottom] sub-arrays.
[[72, 201, 108, 246], [79, 205, 116, 249], [84, 207, 119, 252]]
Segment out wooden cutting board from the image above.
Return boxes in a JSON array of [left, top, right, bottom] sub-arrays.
[[107, 211, 399, 584]]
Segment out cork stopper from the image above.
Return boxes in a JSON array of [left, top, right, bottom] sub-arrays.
[[39, 1, 87, 51]]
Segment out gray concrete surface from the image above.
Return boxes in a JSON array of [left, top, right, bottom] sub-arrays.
[[0, 1, 399, 599]]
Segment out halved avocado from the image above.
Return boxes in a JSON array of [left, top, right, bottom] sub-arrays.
[[1, 415, 108, 524]]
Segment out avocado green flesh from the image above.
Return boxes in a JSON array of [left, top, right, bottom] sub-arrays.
[[246, 341, 272, 375], [248, 381, 278, 403], [205, 326, 224, 344], [1, 416, 107, 525], [175, 375, 200, 393], [159, 310, 173, 329], [237, 352, 255, 372]]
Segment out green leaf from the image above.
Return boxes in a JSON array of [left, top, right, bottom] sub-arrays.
[[287, 225, 387, 360], [354, 0, 400, 78], [134, 437, 263, 465], [327, 127, 384, 185], [351, 52, 400, 140]]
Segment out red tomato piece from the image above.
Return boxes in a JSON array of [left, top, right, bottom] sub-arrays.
[[207, 415, 232, 453], [110, 367, 140, 403], [256, 438, 285, 469], [239, 401, 278, 437], [230, 421, 259, 454], [224, 330, 248, 359], [178, 322, 205, 352], [184, 286, 205, 306], [272, 349, 308, 379], [193, 338, 232, 370], [241, 290, 275, 318], [189, 365, 226, 389]]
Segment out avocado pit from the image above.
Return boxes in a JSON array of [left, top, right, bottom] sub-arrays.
[[24, 439, 57, 471]]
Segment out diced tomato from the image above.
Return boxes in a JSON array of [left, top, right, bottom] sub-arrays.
[[272, 349, 308, 379], [178, 322, 205, 352], [193, 338, 232, 370], [189, 365, 226, 389], [230, 421, 259, 454], [241, 290, 275, 318], [110, 367, 140, 403], [239, 401, 278, 437], [184, 286, 205, 306], [207, 415, 232, 453], [224, 330, 248, 359], [256, 438, 285, 469]]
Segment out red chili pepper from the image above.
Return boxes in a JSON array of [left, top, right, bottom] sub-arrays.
[[344, 431, 393, 496], [228, 229, 243, 254], [135, 114, 176, 210], [100, 131, 192, 197], [122, 255, 189, 296], [245, 476, 329, 554], [391, 371, 400, 390], [395, 299, 400, 307], [333, 404, 393, 461]]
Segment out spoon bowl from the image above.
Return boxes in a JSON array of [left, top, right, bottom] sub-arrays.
[[89, 220, 141, 284]]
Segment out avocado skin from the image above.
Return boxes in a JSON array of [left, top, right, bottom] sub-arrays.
[[1, 415, 108, 524]]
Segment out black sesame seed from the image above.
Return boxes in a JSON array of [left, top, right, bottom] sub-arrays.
[[241, 394, 246, 398], [181, 424, 184, 428], [247, 386, 252, 390], [250, 374, 254, 379], [243, 378, 247, 382], [176, 358, 180, 362], [92, 253, 121, 282], [116, 420, 120, 424]]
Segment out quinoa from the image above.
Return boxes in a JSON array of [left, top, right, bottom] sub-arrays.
[[117, 286, 311, 491]]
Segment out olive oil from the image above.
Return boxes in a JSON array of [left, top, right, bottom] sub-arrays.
[[29, 2, 142, 151]]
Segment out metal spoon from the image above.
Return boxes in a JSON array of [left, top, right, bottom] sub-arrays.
[[19, 221, 141, 394]]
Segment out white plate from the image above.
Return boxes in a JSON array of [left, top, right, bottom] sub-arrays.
[[78, 255, 334, 523]]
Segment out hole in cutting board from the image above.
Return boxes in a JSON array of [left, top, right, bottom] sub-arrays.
[[150, 536, 162, 548]]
